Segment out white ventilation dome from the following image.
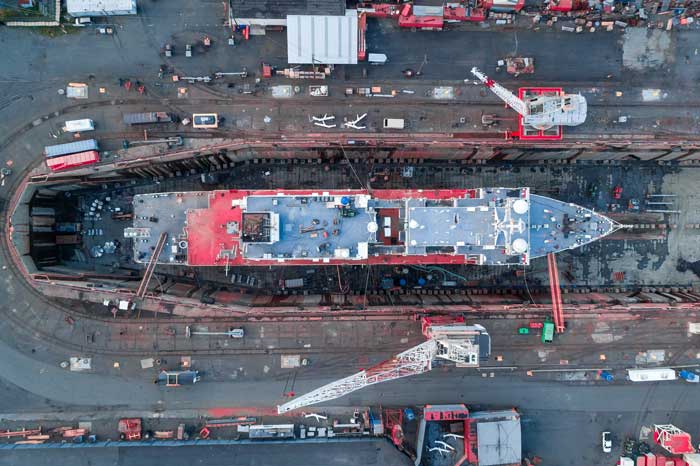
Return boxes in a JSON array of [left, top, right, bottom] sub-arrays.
[[513, 199, 529, 215], [512, 238, 529, 254], [409, 219, 419, 229], [367, 221, 378, 233]]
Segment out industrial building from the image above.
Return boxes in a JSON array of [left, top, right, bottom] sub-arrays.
[[287, 11, 359, 65], [417, 405, 522, 466]]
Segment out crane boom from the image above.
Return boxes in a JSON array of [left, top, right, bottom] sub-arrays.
[[471, 67, 528, 117], [277, 319, 488, 414], [278, 340, 437, 414]]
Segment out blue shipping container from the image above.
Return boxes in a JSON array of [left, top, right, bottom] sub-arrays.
[[45, 139, 98, 158]]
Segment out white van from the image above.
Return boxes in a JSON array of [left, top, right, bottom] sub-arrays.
[[383, 118, 405, 129], [63, 119, 95, 133]]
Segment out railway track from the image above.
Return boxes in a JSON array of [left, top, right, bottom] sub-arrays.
[[5, 94, 700, 153]]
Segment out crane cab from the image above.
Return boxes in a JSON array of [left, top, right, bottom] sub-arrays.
[[157, 370, 201, 386]]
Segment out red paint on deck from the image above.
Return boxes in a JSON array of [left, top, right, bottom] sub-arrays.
[[185, 188, 482, 267]]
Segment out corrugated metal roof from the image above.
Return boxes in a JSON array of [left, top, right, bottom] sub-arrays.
[[66, 0, 137, 15], [287, 11, 358, 65], [45, 139, 99, 158], [476, 419, 522, 466], [232, 0, 344, 20]]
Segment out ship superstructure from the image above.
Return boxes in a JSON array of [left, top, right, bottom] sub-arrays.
[[127, 187, 617, 267]]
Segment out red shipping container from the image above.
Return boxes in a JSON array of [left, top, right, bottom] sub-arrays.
[[46, 150, 99, 172]]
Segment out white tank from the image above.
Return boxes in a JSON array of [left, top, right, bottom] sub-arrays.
[[511, 238, 529, 254], [512, 199, 529, 215]]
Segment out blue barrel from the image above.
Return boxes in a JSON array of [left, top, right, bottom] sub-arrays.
[[418, 277, 427, 286], [399, 278, 407, 286], [340, 196, 350, 205]]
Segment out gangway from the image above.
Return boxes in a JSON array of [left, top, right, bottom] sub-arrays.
[[136, 232, 167, 298], [547, 252, 565, 333]]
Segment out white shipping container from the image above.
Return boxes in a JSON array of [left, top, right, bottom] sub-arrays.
[[64, 119, 95, 133], [627, 368, 677, 382], [383, 118, 405, 129]]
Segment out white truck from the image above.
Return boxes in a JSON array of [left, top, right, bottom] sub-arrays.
[[627, 368, 677, 382], [383, 118, 405, 129]]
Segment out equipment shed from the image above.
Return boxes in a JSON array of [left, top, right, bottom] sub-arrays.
[[287, 10, 358, 65], [67, 0, 137, 16], [472, 410, 522, 466]]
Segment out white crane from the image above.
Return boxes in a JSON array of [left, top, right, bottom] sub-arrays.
[[470, 67, 587, 131], [277, 320, 487, 414]]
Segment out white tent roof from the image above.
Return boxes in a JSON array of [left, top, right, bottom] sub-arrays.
[[67, 0, 136, 15], [286, 10, 358, 65]]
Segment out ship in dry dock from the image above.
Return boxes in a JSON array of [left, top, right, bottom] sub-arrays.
[[127, 187, 619, 267]]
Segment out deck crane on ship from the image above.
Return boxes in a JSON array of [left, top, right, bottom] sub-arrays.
[[471, 67, 587, 137]]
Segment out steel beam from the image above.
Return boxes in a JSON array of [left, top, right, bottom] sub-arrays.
[[547, 253, 565, 333], [136, 232, 167, 299]]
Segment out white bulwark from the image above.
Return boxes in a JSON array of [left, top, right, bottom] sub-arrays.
[[287, 10, 358, 65], [67, 0, 137, 16]]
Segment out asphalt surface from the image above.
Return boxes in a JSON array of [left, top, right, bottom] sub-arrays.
[[2, 5, 700, 466], [3, 16, 700, 85], [0, 439, 414, 466]]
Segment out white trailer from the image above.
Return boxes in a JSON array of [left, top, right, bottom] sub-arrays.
[[67, 0, 137, 17], [63, 119, 95, 133], [627, 368, 677, 382], [368, 53, 388, 65]]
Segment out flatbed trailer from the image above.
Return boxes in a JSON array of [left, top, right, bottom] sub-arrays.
[[122, 112, 175, 125]]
